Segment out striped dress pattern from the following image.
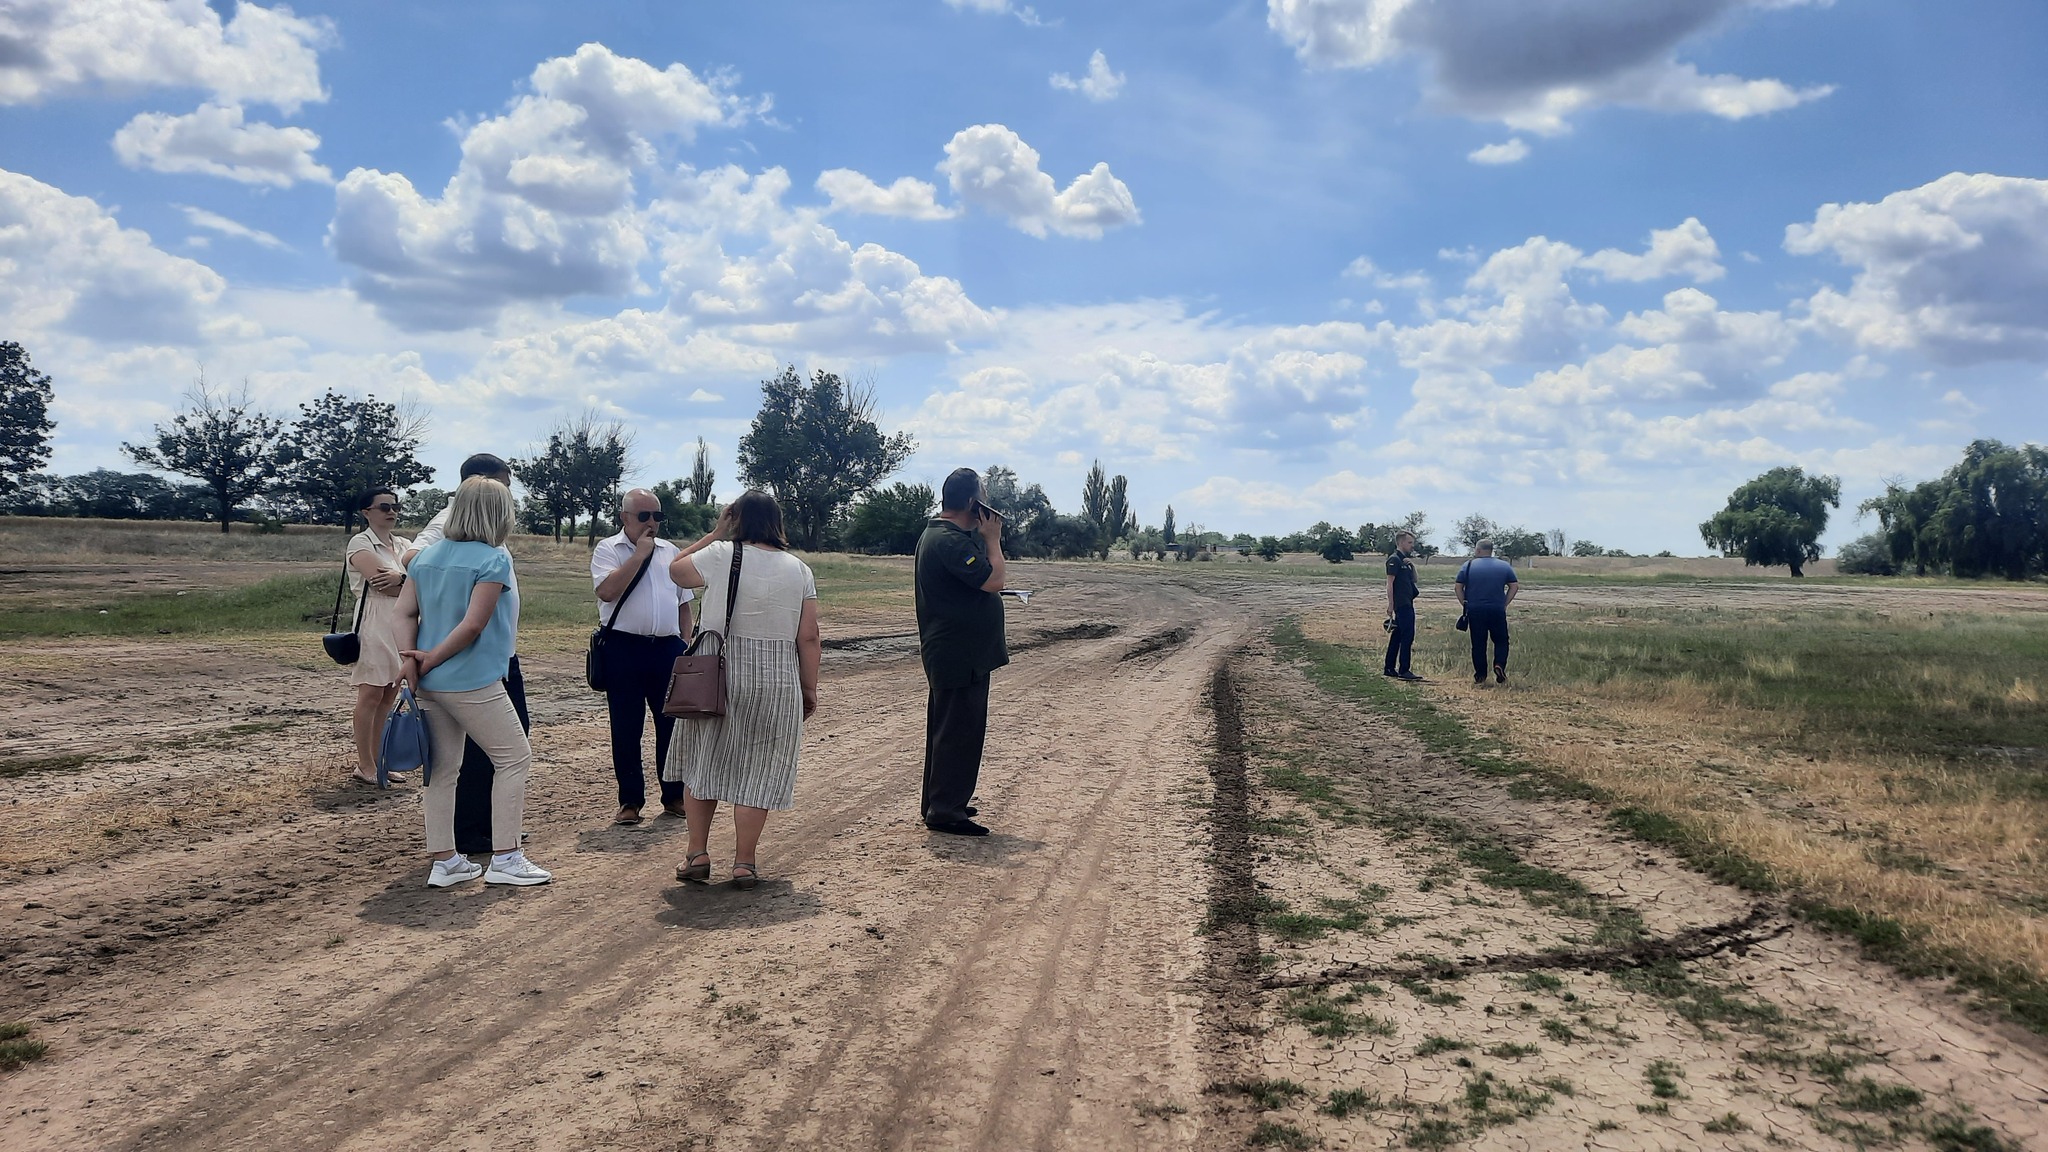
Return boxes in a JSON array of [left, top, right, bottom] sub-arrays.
[[662, 636, 805, 809]]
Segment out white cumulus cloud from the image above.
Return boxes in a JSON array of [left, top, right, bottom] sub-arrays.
[[0, 167, 225, 344], [1467, 138, 1529, 165], [0, 0, 331, 112], [1050, 50, 1125, 102], [1266, 0, 1832, 135], [112, 102, 330, 187], [938, 124, 1139, 239], [816, 169, 959, 220], [1786, 172, 2048, 363], [329, 43, 762, 331], [1581, 217, 1724, 283]]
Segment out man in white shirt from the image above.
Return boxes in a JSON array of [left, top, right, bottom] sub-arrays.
[[592, 488, 697, 824], [403, 453, 525, 855]]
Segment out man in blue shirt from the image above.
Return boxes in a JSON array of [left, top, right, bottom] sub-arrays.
[[1455, 539, 1519, 684]]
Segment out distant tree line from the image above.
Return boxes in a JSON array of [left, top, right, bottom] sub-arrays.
[[1850, 440, 2048, 580]]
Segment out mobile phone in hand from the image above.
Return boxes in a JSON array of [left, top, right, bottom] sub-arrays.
[[975, 499, 1006, 523]]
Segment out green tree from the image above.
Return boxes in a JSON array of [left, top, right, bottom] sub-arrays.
[[1319, 529, 1356, 564], [651, 480, 718, 540], [402, 485, 450, 530], [565, 413, 634, 546], [844, 482, 936, 554], [738, 366, 914, 551], [59, 469, 211, 520], [1569, 539, 1603, 557], [1700, 466, 1842, 577], [1494, 526, 1551, 564], [1080, 460, 1110, 558], [123, 379, 285, 533], [686, 436, 716, 505], [510, 437, 577, 542], [1861, 440, 2048, 580], [274, 390, 433, 525], [1453, 514, 1499, 553], [1103, 473, 1132, 561], [1256, 535, 1282, 561], [0, 341, 55, 504], [1162, 505, 1176, 545], [1834, 532, 1898, 576]]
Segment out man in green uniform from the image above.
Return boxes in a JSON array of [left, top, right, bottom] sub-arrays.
[[913, 468, 1010, 836]]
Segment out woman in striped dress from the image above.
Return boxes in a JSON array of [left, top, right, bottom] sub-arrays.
[[664, 491, 821, 889]]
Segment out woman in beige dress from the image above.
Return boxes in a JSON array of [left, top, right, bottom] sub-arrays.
[[665, 491, 821, 889], [346, 487, 413, 784]]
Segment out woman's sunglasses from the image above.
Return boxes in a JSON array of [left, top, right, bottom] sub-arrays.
[[634, 510, 666, 523], [371, 502, 401, 514]]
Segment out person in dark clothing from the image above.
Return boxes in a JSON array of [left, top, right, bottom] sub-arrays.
[[1455, 539, 1520, 684], [913, 468, 1009, 837], [403, 453, 525, 855], [591, 487, 696, 825], [1383, 530, 1424, 681]]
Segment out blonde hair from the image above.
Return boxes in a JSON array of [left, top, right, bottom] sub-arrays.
[[445, 475, 514, 547]]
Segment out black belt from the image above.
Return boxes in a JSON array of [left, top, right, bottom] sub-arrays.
[[605, 630, 680, 642]]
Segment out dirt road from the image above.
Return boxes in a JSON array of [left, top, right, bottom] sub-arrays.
[[2, 568, 1230, 1151], [3, 567, 2045, 1150]]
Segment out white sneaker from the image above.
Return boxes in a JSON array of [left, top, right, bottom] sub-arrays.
[[484, 852, 553, 886], [427, 855, 483, 888]]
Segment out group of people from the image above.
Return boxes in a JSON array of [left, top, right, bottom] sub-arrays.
[[341, 456, 1012, 890], [1383, 532, 1519, 684]]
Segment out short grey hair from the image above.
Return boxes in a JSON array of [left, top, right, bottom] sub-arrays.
[[618, 487, 659, 514], [1474, 539, 1496, 555]]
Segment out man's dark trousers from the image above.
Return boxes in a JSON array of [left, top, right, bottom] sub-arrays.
[[602, 632, 687, 810], [922, 671, 989, 825], [1383, 604, 1416, 675], [453, 655, 526, 855], [1468, 607, 1510, 680]]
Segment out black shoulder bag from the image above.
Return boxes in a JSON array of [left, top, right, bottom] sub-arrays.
[[322, 524, 366, 666], [586, 547, 657, 691]]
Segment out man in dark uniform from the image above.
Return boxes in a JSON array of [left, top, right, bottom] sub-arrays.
[[1383, 529, 1425, 681], [913, 468, 1009, 837]]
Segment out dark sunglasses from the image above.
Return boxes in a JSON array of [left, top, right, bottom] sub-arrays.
[[634, 510, 666, 523], [371, 502, 400, 514]]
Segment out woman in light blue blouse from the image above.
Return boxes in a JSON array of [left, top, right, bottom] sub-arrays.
[[394, 476, 552, 889]]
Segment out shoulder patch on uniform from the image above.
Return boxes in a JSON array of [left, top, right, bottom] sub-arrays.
[[965, 556, 976, 565]]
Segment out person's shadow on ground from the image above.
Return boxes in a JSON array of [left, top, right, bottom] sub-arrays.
[[356, 870, 517, 930], [923, 832, 1046, 867], [656, 880, 824, 931], [574, 817, 686, 855]]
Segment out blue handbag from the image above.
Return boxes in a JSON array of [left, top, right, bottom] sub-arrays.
[[377, 686, 432, 788]]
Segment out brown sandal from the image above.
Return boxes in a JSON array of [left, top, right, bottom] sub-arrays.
[[676, 852, 711, 884], [731, 861, 759, 890]]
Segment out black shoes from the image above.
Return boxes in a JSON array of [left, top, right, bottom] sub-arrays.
[[1495, 666, 1508, 684], [927, 818, 990, 837]]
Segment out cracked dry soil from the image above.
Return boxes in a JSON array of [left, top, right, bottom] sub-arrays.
[[1, 565, 2045, 1151]]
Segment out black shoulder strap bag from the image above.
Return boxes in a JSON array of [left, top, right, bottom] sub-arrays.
[[322, 521, 366, 666], [585, 547, 658, 691]]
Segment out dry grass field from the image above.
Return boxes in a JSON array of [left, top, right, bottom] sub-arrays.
[[1, 519, 2045, 1150]]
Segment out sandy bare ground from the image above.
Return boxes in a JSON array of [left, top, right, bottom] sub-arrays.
[[2, 566, 2045, 1150]]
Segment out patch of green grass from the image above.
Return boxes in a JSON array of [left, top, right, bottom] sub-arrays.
[[1249, 1121, 1312, 1149], [1398, 978, 1466, 1007], [1485, 1042, 1539, 1059], [1927, 1115, 2020, 1152], [0, 752, 92, 780], [1283, 989, 1397, 1039], [1835, 1078, 1924, 1113], [0, 1023, 47, 1071], [1645, 1060, 1685, 1099], [1256, 893, 1376, 943], [1321, 1088, 1383, 1118], [1414, 1035, 1470, 1056], [1609, 807, 1780, 893], [1540, 1019, 1578, 1044], [1704, 1112, 1751, 1134], [1210, 1078, 1309, 1111], [1135, 1101, 1187, 1119], [1610, 959, 1784, 1034], [1513, 972, 1564, 993], [1405, 1118, 1463, 1150]]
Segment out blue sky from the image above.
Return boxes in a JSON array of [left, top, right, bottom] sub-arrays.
[[3, 0, 2045, 553]]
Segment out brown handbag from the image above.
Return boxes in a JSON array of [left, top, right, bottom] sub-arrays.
[[662, 542, 743, 719]]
